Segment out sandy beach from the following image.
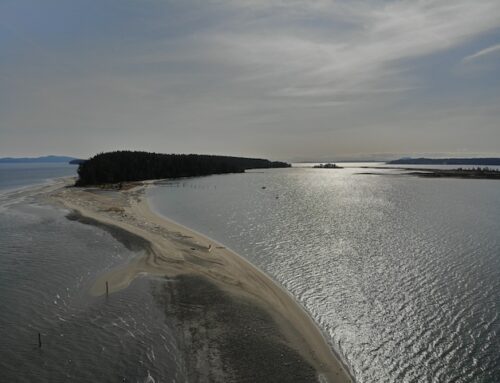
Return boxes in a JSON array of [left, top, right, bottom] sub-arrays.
[[48, 179, 352, 383]]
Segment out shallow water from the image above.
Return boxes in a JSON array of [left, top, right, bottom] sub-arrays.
[[0, 167, 323, 383], [148, 167, 500, 383], [0, 191, 184, 382], [0, 163, 77, 192]]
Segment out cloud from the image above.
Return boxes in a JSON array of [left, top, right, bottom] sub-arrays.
[[4, 0, 500, 102], [463, 43, 500, 62], [1, 0, 500, 158], [177, 0, 500, 100]]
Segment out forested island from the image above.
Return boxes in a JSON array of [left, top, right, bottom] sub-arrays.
[[313, 163, 343, 169], [388, 157, 500, 166], [75, 151, 290, 186]]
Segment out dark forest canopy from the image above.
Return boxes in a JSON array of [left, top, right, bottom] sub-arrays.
[[75, 151, 290, 186], [388, 157, 500, 165], [313, 163, 343, 169]]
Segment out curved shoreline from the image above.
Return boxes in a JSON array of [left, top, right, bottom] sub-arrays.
[[49, 179, 352, 382]]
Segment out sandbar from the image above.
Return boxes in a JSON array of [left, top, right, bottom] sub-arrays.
[[48, 179, 352, 383]]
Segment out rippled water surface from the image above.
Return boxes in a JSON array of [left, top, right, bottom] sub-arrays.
[[0, 189, 184, 382], [148, 167, 500, 382]]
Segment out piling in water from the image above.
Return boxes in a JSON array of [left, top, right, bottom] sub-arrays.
[[106, 281, 109, 296], [38, 333, 42, 348]]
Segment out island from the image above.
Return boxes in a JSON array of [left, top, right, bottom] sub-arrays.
[[75, 151, 291, 186], [313, 163, 343, 169]]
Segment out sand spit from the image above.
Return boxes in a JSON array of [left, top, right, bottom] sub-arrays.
[[48, 179, 352, 383]]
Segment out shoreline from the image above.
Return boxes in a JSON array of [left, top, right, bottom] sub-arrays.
[[48, 179, 352, 382], [357, 166, 500, 180]]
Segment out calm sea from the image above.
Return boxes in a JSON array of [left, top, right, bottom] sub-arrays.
[[0, 163, 78, 192], [148, 166, 500, 383]]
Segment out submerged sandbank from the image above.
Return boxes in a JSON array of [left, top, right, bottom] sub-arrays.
[[49, 180, 352, 382]]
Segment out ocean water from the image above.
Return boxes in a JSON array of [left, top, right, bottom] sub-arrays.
[[148, 167, 500, 383], [294, 162, 500, 170], [0, 168, 185, 382], [0, 163, 78, 192], [2, 164, 499, 382]]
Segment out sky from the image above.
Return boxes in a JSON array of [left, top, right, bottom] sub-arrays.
[[1, 0, 499, 161]]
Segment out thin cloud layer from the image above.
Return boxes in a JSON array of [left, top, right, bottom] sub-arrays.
[[1, 0, 499, 159], [463, 43, 500, 62], [202, 0, 500, 98]]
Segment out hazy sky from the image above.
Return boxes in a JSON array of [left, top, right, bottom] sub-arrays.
[[1, 0, 499, 160]]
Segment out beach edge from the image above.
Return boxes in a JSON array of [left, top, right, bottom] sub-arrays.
[[48, 179, 353, 383]]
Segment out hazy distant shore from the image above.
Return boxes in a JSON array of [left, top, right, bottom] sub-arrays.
[[47, 179, 352, 383], [358, 166, 500, 180]]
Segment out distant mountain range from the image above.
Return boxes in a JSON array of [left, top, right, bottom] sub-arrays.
[[388, 157, 500, 166], [0, 155, 83, 164]]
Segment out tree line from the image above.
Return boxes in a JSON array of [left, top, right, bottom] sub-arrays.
[[75, 151, 290, 186]]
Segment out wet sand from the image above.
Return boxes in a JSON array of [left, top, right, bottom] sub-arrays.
[[49, 180, 352, 382]]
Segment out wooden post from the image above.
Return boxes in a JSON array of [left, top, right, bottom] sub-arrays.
[[38, 332, 42, 348], [106, 281, 109, 297]]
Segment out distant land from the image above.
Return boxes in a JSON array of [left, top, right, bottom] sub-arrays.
[[313, 163, 343, 169], [76, 151, 291, 186], [0, 155, 81, 164], [69, 159, 87, 165], [388, 157, 500, 166], [360, 166, 500, 180], [408, 168, 500, 179]]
